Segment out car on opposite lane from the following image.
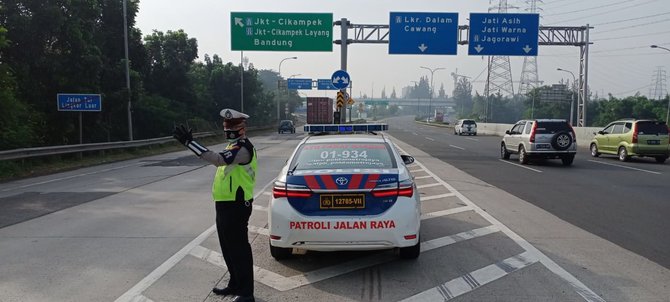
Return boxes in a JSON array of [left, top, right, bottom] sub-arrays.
[[590, 119, 669, 163], [268, 124, 421, 260], [454, 119, 478, 136], [278, 120, 295, 134], [501, 119, 576, 166]]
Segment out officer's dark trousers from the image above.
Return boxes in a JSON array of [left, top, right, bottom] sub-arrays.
[[215, 200, 254, 296]]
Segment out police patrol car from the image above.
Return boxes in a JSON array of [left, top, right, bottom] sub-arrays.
[[268, 124, 421, 260]]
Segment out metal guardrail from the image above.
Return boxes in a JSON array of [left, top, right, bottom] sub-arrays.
[[0, 132, 216, 161], [0, 124, 276, 161]]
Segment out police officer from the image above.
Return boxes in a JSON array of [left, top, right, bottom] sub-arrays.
[[173, 109, 256, 302]]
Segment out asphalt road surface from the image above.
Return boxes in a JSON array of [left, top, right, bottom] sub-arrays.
[[0, 124, 668, 302]]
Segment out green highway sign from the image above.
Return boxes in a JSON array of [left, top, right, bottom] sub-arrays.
[[231, 12, 333, 52]]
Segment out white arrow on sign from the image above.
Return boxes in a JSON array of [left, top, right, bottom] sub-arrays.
[[418, 43, 428, 52], [474, 45, 484, 53], [523, 45, 533, 53], [342, 77, 349, 84], [235, 18, 244, 28], [332, 77, 340, 84]]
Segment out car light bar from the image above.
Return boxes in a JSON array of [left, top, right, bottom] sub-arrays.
[[303, 123, 388, 134]]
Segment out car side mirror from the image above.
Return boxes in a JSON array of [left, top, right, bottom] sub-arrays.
[[598, 131, 605, 135], [505, 130, 511, 135], [401, 155, 415, 165]]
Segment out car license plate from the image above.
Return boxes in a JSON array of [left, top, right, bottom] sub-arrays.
[[320, 194, 365, 209], [536, 144, 550, 150], [647, 140, 660, 145]]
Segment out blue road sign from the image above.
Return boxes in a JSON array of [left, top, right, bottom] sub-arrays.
[[389, 12, 459, 55], [317, 79, 338, 90], [331, 70, 350, 89], [57, 94, 102, 112], [287, 78, 313, 90], [468, 13, 539, 56]]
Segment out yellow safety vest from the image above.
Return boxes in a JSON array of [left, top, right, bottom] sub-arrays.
[[211, 141, 257, 202]]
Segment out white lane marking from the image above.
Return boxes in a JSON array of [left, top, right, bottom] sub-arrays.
[[203, 225, 497, 292], [412, 132, 418, 136], [1, 162, 145, 192], [397, 148, 604, 302], [262, 191, 271, 196], [464, 137, 480, 142], [253, 205, 267, 212], [425, 137, 435, 141], [588, 160, 662, 175], [421, 193, 456, 201], [129, 295, 155, 302], [409, 169, 424, 173], [417, 183, 441, 189], [401, 251, 537, 301], [248, 225, 270, 236], [190, 245, 227, 269], [449, 145, 465, 150], [414, 175, 432, 180], [114, 180, 274, 302], [421, 206, 472, 220], [498, 159, 543, 173]]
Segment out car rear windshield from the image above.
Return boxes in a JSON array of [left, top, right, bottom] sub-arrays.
[[637, 121, 669, 135], [535, 121, 570, 134], [280, 121, 292, 126], [463, 120, 476, 125], [291, 142, 396, 170]]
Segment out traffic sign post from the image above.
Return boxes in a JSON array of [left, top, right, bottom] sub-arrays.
[[331, 70, 351, 89], [287, 78, 313, 90], [57, 94, 102, 112], [57, 93, 102, 145], [336, 91, 345, 109], [468, 13, 540, 56], [231, 12, 333, 51], [317, 79, 338, 90], [389, 12, 459, 55]]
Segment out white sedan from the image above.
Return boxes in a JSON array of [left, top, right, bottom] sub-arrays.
[[268, 124, 421, 260]]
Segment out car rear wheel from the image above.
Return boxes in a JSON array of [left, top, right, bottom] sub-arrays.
[[655, 156, 667, 163], [551, 132, 573, 151], [618, 146, 629, 162], [590, 143, 600, 157], [398, 237, 420, 259], [561, 154, 575, 166], [269, 240, 293, 260], [500, 143, 510, 159], [518, 146, 529, 164]]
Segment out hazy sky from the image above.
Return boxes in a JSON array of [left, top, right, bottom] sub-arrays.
[[135, 0, 670, 99]]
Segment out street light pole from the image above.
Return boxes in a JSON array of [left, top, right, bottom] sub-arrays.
[[650, 45, 670, 123], [557, 68, 577, 125], [277, 56, 297, 121], [420, 66, 445, 122], [123, 0, 133, 140]]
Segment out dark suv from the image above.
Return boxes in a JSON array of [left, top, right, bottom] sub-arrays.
[[278, 120, 295, 134], [501, 119, 577, 166]]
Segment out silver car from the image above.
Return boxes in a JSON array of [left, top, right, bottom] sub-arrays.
[[501, 119, 577, 166], [454, 119, 477, 136]]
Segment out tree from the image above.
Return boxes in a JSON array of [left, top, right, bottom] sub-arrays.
[[408, 76, 430, 99], [0, 26, 38, 150], [438, 83, 446, 98], [381, 87, 387, 99], [390, 87, 397, 99], [453, 77, 473, 118]]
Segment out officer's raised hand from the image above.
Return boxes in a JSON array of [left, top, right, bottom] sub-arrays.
[[173, 124, 193, 146]]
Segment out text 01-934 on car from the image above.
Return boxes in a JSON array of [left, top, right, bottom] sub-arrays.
[[501, 119, 576, 166], [590, 119, 669, 163], [268, 124, 421, 260]]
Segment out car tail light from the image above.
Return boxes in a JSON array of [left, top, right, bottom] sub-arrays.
[[371, 180, 414, 198], [632, 123, 638, 143], [404, 234, 417, 240], [529, 122, 538, 143], [272, 181, 312, 198]]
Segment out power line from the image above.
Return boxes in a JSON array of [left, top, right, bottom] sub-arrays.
[[595, 18, 670, 34], [543, 0, 631, 17], [547, 0, 659, 24], [612, 84, 652, 96], [591, 29, 670, 41], [592, 11, 670, 26]]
